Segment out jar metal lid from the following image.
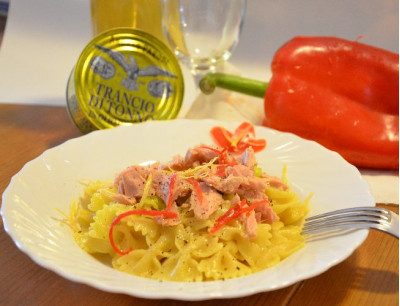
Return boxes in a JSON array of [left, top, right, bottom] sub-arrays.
[[66, 28, 184, 133]]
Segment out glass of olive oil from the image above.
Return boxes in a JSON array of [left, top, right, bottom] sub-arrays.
[[90, 0, 168, 45]]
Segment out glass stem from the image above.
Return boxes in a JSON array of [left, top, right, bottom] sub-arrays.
[[199, 73, 267, 98]]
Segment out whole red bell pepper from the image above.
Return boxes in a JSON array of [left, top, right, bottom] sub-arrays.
[[200, 36, 399, 169]]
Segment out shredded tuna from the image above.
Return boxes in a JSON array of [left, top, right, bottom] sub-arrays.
[[112, 143, 281, 235]]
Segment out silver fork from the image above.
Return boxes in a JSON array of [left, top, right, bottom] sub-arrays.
[[302, 206, 399, 238]]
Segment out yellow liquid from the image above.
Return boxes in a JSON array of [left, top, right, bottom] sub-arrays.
[[90, 0, 168, 44]]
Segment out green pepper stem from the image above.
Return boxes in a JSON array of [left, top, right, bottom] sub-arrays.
[[199, 73, 267, 98]]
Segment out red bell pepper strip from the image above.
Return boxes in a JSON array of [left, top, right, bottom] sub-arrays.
[[210, 122, 266, 154], [165, 172, 177, 211], [109, 172, 179, 255], [199, 145, 236, 176], [200, 36, 399, 169], [209, 200, 268, 234], [188, 177, 203, 204], [209, 126, 233, 149]]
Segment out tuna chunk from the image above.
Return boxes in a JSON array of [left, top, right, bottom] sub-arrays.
[[232, 194, 277, 239], [189, 182, 224, 219], [239, 208, 258, 240], [114, 165, 151, 198], [151, 171, 171, 204], [262, 174, 289, 190], [201, 170, 242, 195], [112, 193, 136, 205], [161, 154, 185, 171], [254, 199, 279, 224], [201, 164, 268, 202], [226, 164, 253, 177], [238, 147, 257, 168], [184, 145, 220, 168], [152, 172, 191, 205]]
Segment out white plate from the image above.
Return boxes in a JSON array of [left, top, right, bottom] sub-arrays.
[[1, 119, 374, 300]]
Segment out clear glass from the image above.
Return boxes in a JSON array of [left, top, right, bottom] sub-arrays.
[[160, 0, 247, 75]]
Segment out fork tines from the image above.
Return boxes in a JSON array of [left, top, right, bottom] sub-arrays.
[[301, 206, 398, 238]]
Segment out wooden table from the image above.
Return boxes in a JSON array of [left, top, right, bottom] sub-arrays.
[[0, 103, 398, 305]]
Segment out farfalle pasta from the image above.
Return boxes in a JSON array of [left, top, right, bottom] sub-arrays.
[[67, 144, 310, 281]]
